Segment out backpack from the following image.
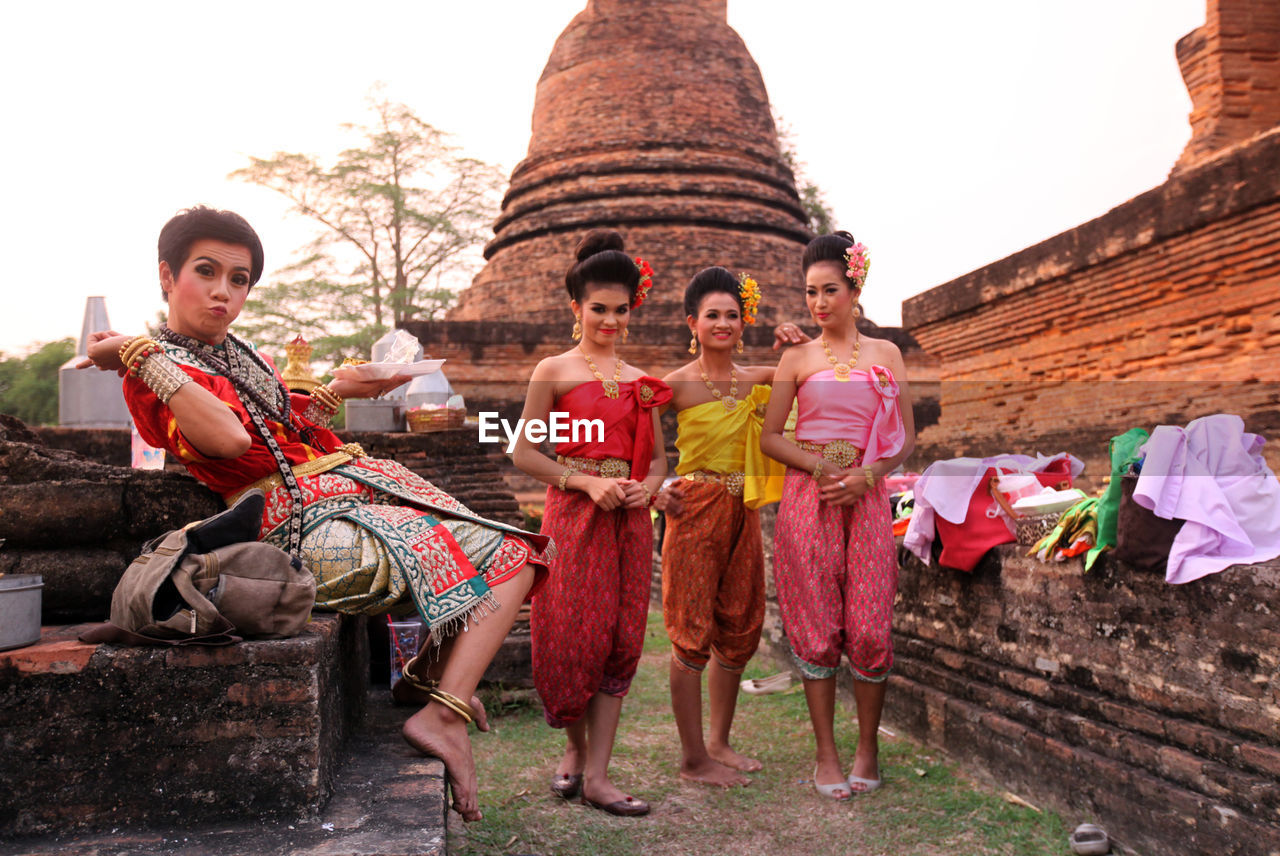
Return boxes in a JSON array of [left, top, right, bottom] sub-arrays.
[[80, 489, 315, 646]]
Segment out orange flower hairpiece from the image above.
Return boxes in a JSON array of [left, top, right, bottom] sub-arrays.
[[737, 272, 761, 325], [632, 257, 654, 308]]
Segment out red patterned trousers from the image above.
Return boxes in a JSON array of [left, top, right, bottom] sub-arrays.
[[531, 487, 653, 728]]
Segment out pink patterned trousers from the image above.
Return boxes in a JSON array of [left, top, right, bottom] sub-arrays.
[[773, 467, 897, 681]]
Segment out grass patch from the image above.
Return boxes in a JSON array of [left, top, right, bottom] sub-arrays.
[[454, 609, 1067, 856]]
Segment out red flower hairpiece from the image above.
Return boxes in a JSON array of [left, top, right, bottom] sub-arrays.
[[632, 257, 654, 308]]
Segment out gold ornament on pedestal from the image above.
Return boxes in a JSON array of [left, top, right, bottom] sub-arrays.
[[282, 335, 322, 394]]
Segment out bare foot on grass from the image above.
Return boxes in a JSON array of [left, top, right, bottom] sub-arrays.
[[680, 756, 750, 788], [708, 742, 763, 773], [403, 705, 482, 821]]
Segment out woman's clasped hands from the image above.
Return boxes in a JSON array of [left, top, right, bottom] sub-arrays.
[[817, 468, 870, 506]]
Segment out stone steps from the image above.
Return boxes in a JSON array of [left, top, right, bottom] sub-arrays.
[[0, 615, 368, 838], [0, 692, 448, 856]]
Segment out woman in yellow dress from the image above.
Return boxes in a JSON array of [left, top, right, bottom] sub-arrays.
[[655, 266, 795, 787]]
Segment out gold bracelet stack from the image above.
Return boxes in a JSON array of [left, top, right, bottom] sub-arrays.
[[864, 466, 876, 488], [812, 459, 825, 480], [304, 383, 344, 427], [119, 336, 162, 375], [558, 468, 576, 492]]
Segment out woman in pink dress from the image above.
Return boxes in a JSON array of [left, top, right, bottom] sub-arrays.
[[760, 231, 916, 800], [512, 230, 671, 817]]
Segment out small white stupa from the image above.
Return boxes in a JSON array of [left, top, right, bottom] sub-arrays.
[[58, 297, 132, 428]]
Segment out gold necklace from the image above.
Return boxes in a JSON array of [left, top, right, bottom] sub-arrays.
[[699, 358, 739, 411], [821, 333, 860, 382], [580, 346, 622, 399]]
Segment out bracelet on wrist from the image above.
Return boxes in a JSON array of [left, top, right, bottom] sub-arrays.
[[864, 465, 875, 488], [642, 484, 654, 507], [122, 337, 163, 376], [310, 383, 344, 415], [812, 458, 825, 480], [558, 468, 577, 492], [137, 352, 191, 404]]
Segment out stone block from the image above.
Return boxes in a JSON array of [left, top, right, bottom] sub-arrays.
[[0, 615, 368, 837]]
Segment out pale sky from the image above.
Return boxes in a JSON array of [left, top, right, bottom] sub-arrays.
[[0, 0, 1204, 356]]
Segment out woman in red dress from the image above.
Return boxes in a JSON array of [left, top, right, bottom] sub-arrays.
[[512, 230, 671, 817], [78, 206, 550, 822]]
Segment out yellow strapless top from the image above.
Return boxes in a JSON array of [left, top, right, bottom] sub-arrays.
[[674, 384, 785, 509]]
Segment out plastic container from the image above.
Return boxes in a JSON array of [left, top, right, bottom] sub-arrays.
[[388, 618, 424, 686], [0, 575, 43, 651]]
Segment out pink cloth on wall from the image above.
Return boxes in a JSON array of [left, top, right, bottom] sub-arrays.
[[795, 365, 906, 464]]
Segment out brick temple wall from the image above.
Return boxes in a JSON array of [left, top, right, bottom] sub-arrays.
[[902, 129, 1280, 456], [400, 317, 942, 426], [886, 548, 1280, 856]]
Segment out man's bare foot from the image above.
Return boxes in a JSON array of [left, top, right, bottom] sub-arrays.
[[708, 742, 763, 773], [403, 704, 482, 821], [679, 756, 750, 788], [391, 679, 489, 732]]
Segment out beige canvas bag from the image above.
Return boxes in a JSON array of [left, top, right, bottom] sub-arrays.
[[80, 490, 315, 646]]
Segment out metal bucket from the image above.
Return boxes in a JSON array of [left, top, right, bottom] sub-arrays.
[[0, 575, 43, 651]]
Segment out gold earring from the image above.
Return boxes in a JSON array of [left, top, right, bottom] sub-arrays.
[[572, 317, 582, 341], [688, 335, 698, 355], [622, 328, 629, 343], [853, 305, 861, 320], [736, 339, 744, 354]]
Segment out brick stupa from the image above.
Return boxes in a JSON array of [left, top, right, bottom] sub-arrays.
[[448, 0, 811, 329]]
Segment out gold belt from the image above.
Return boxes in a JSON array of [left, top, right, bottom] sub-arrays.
[[796, 439, 864, 469], [227, 443, 367, 505], [556, 455, 631, 479], [682, 470, 746, 497]]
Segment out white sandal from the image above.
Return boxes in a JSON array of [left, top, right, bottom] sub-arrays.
[[814, 766, 851, 800], [740, 672, 792, 695], [846, 772, 882, 794]]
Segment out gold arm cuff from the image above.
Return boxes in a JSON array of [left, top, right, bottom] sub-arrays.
[[864, 465, 876, 488], [138, 352, 191, 404], [558, 468, 576, 492]]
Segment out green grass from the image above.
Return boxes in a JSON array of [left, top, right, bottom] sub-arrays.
[[453, 610, 1067, 856]]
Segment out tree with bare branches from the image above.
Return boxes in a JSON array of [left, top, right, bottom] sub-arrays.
[[231, 98, 504, 362]]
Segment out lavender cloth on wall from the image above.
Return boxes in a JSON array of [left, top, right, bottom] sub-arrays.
[[1134, 414, 1280, 584]]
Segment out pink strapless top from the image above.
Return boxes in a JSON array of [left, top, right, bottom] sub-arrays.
[[795, 365, 905, 465]]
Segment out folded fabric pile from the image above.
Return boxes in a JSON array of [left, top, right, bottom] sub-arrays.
[[1030, 497, 1098, 562]]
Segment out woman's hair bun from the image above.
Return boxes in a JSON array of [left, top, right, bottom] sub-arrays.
[[833, 230, 855, 242], [575, 229, 626, 262]]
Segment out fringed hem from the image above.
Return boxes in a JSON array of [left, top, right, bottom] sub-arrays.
[[425, 590, 502, 642]]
